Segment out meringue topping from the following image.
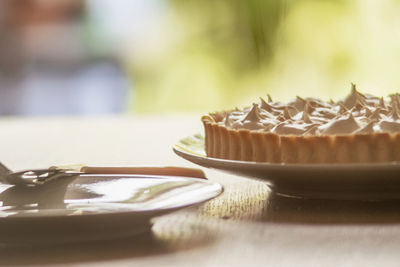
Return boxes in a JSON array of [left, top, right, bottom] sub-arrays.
[[214, 85, 400, 136]]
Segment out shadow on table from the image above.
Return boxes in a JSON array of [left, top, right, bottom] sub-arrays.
[[0, 216, 215, 266], [261, 192, 400, 224], [200, 178, 400, 225]]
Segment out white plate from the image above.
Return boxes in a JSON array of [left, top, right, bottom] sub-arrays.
[[173, 134, 400, 200], [0, 174, 222, 245]]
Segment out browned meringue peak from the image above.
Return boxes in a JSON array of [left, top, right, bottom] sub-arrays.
[[233, 104, 267, 130], [276, 115, 287, 122], [290, 106, 301, 116], [229, 110, 246, 119], [283, 107, 292, 120], [379, 97, 387, 109], [223, 113, 232, 127], [269, 101, 293, 110], [283, 105, 299, 117], [354, 98, 366, 110], [379, 120, 400, 133], [306, 98, 333, 108], [390, 93, 400, 111], [303, 125, 320, 135], [306, 115, 330, 125], [302, 110, 313, 123], [288, 96, 307, 112], [229, 119, 265, 131], [338, 103, 349, 114], [259, 97, 273, 112], [368, 107, 382, 121], [267, 94, 273, 102], [243, 103, 263, 122], [319, 113, 360, 135], [342, 84, 366, 109], [364, 106, 373, 117], [259, 109, 276, 120], [227, 120, 241, 130], [348, 98, 366, 115], [262, 121, 275, 131], [272, 122, 313, 135], [359, 106, 374, 117], [348, 105, 365, 118], [240, 121, 266, 130], [362, 93, 381, 106], [390, 92, 400, 102], [259, 98, 283, 116], [312, 107, 338, 119], [388, 102, 400, 121], [354, 121, 375, 134], [380, 107, 391, 116], [303, 102, 315, 114]]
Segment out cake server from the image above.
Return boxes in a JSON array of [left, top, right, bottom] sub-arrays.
[[0, 162, 206, 187], [0, 162, 80, 186]]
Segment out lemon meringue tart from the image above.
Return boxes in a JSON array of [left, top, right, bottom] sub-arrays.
[[201, 85, 400, 163]]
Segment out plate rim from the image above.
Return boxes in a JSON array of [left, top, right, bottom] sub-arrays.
[[0, 174, 223, 222], [173, 134, 400, 200], [173, 134, 400, 171]]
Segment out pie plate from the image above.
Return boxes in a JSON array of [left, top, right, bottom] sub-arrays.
[[0, 174, 222, 245], [173, 134, 400, 200]]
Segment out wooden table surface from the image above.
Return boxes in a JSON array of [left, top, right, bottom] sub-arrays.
[[0, 116, 400, 266]]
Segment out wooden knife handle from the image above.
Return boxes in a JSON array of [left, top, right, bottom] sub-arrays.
[[80, 166, 207, 179]]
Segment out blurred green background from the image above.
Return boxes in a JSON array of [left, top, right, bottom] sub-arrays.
[[1, 0, 400, 115], [129, 0, 400, 113]]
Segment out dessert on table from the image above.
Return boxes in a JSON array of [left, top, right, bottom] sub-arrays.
[[201, 84, 400, 163]]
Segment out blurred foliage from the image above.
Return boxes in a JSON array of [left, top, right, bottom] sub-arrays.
[[127, 0, 400, 114]]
